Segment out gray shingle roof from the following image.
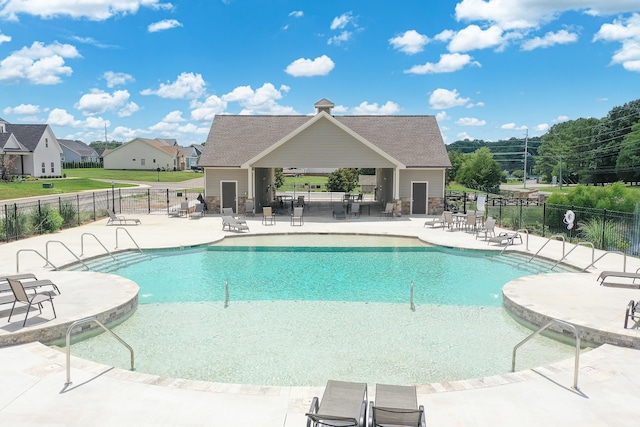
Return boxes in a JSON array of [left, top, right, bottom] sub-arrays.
[[4, 124, 48, 151], [58, 139, 98, 157], [200, 114, 451, 168]]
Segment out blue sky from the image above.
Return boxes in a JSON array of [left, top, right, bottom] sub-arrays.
[[0, 1, 639, 146]]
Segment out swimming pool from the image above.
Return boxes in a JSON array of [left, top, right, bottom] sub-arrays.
[[69, 234, 576, 386]]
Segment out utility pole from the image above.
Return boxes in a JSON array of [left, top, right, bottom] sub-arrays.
[[104, 123, 108, 143], [523, 129, 528, 189], [559, 154, 563, 189]]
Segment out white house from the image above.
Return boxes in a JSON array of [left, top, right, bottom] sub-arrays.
[[103, 137, 184, 170], [0, 118, 63, 178]]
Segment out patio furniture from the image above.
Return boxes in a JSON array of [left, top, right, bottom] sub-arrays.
[[624, 300, 640, 328], [369, 383, 425, 427], [7, 278, 57, 327], [475, 217, 496, 240], [190, 203, 205, 218], [306, 380, 367, 427], [333, 203, 346, 220], [262, 206, 276, 225], [222, 216, 250, 232], [107, 210, 141, 226], [349, 202, 361, 219], [291, 206, 304, 226], [244, 200, 255, 217], [424, 213, 445, 228], [598, 270, 640, 286], [379, 202, 394, 219], [488, 232, 522, 246]]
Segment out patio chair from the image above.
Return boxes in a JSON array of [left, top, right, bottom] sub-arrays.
[[443, 211, 455, 230], [379, 202, 394, 219], [296, 196, 305, 209], [107, 210, 141, 226], [221, 216, 249, 232], [464, 212, 477, 232], [624, 300, 640, 329], [244, 200, 255, 217], [349, 202, 361, 219], [306, 380, 367, 427], [369, 383, 426, 427], [0, 273, 60, 296], [262, 206, 276, 225], [190, 203, 205, 218], [333, 203, 346, 220], [291, 206, 304, 226], [7, 278, 57, 327], [424, 213, 445, 228], [476, 217, 496, 240]]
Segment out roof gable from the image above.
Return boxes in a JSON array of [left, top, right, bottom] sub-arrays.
[[4, 124, 48, 151]]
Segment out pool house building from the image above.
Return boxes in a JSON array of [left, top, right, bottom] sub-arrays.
[[199, 98, 451, 216]]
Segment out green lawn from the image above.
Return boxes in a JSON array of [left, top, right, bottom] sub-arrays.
[[0, 178, 137, 200], [64, 168, 202, 182]]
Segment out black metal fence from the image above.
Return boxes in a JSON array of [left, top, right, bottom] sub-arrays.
[[1, 188, 204, 242], [446, 191, 640, 256]]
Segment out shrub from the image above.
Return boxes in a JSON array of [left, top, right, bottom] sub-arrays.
[[30, 204, 63, 234], [59, 200, 78, 227]]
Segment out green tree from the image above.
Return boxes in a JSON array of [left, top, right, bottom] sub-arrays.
[[274, 168, 284, 188], [455, 147, 502, 190], [616, 122, 640, 183], [326, 168, 359, 192], [547, 182, 636, 212], [447, 150, 465, 185]]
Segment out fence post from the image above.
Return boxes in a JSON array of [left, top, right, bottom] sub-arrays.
[[519, 198, 523, 230], [148, 189, 151, 214], [38, 199, 42, 235], [77, 194, 81, 226], [3, 204, 7, 242], [602, 209, 607, 250], [166, 189, 170, 215], [93, 192, 96, 221], [13, 203, 18, 241], [463, 192, 467, 213], [542, 203, 546, 237]]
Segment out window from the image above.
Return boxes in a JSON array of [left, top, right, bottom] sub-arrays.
[[51, 162, 55, 173], [132, 158, 136, 161], [153, 159, 156, 163], [45, 138, 48, 148], [141, 159, 146, 166], [41, 162, 45, 173]]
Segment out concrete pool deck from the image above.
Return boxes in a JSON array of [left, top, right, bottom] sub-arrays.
[[1, 213, 640, 426]]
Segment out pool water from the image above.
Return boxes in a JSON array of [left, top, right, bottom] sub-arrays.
[[69, 235, 576, 386]]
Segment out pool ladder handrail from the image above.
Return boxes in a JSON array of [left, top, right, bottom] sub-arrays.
[[80, 233, 115, 261], [580, 251, 627, 273], [527, 234, 566, 264], [45, 240, 90, 271], [65, 317, 134, 387], [410, 281, 415, 311], [115, 227, 143, 254], [512, 318, 581, 390], [16, 248, 58, 273], [550, 241, 595, 271], [224, 278, 229, 308]]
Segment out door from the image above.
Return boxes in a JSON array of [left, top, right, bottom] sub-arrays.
[[221, 181, 237, 213], [411, 182, 427, 215]]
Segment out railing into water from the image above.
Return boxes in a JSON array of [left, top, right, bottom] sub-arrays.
[[115, 227, 143, 254], [45, 240, 89, 271], [80, 233, 115, 260], [16, 248, 58, 272]]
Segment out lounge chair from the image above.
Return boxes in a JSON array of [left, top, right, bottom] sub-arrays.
[[624, 300, 640, 328], [0, 273, 60, 296], [107, 210, 141, 226], [291, 206, 304, 226], [598, 270, 640, 286], [424, 213, 445, 228], [475, 217, 496, 240], [221, 216, 249, 232], [333, 203, 346, 220], [349, 202, 361, 219], [306, 380, 367, 427], [369, 383, 426, 427], [379, 202, 394, 219], [262, 206, 276, 225], [190, 203, 205, 218], [7, 278, 57, 327], [488, 232, 522, 246], [244, 200, 255, 217]]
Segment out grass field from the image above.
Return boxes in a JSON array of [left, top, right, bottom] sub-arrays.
[[64, 168, 201, 182], [0, 178, 137, 200]]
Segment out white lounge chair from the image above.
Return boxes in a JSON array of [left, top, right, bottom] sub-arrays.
[[107, 210, 141, 226], [221, 216, 249, 232], [424, 213, 445, 228]]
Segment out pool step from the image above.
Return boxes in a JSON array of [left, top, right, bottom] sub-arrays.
[[490, 252, 571, 274], [68, 251, 152, 273]]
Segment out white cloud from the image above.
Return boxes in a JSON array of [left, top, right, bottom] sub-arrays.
[[447, 25, 505, 52], [103, 71, 134, 88], [351, 101, 400, 115], [47, 108, 109, 129], [285, 55, 335, 77], [594, 14, 640, 72], [0, 33, 11, 44], [190, 95, 227, 122], [221, 83, 296, 115], [148, 19, 183, 33], [501, 123, 528, 130], [435, 111, 451, 121], [454, 0, 640, 30], [389, 30, 430, 55], [289, 11, 303, 18], [405, 53, 480, 74], [429, 88, 471, 109], [553, 115, 571, 123], [0, 0, 172, 21], [75, 89, 139, 117], [3, 103, 40, 115], [328, 31, 352, 46], [522, 29, 579, 50], [0, 41, 80, 84], [457, 131, 475, 141], [141, 72, 207, 99], [456, 117, 486, 126], [331, 12, 354, 30], [534, 123, 549, 132], [112, 125, 139, 141]]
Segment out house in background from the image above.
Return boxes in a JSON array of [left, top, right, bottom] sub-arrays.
[[199, 98, 451, 215], [58, 139, 100, 165], [181, 144, 203, 170], [103, 137, 185, 171], [0, 118, 63, 178]]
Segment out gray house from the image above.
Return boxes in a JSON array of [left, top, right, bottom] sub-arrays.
[[58, 139, 99, 164], [199, 99, 451, 215]]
